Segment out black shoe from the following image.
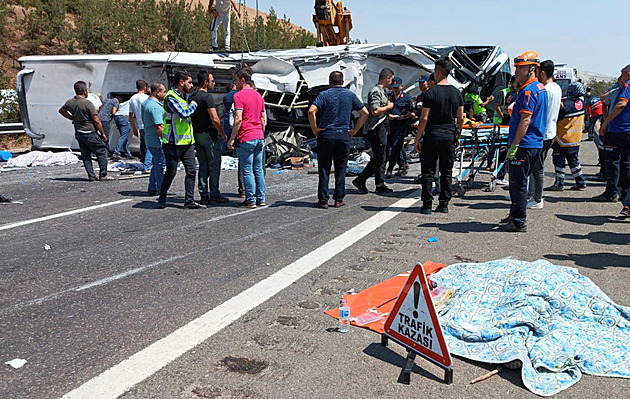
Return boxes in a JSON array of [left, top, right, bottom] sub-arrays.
[[499, 214, 512, 224], [419, 205, 432, 215], [570, 184, 587, 191], [210, 195, 230, 204], [199, 196, 211, 206], [375, 185, 393, 194], [184, 201, 206, 209], [620, 206, 630, 217], [394, 169, 407, 177], [147, 190, 159, 196], [352, 179, 368, 194], [545, 185, 564, 191], [435, 203, 449, 213], [385, 172, 393, 179], [619, 192, 628, 202], [157, 200, 166, 209], [592, 193, 618, 202], [499, 220, 527, 232], [0, 195, 12, 203]]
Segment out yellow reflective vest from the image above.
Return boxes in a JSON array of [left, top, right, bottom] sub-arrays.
[[162, 89, 194, 145]]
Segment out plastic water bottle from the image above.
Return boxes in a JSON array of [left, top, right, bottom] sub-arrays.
[[339, 297, 350, 333]]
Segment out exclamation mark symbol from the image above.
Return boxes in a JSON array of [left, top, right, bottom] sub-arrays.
[[412, 281, 420, 318]]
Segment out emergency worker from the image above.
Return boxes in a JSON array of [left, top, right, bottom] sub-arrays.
[[386, 77, 415, 178], [158, 70, 204, 209], [499, 51, 548, 232]]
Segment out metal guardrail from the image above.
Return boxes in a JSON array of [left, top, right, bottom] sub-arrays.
[[0, 123, 26, 135]]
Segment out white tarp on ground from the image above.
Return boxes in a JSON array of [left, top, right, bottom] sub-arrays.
[[2, 151, 79, 169]]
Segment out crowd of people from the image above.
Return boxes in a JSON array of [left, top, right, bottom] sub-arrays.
[[308, 54, 630, 228], [6, 54, 626, 222], [55, 67, 265, 210]]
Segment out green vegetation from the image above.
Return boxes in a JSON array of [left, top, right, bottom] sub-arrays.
[[588, 79, 616, 98], [1, 0, 315, 57]]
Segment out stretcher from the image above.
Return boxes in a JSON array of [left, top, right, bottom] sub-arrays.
[[453, 123, 509, 196]]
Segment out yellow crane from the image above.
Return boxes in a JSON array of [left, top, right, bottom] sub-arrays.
[[312, 0, 353, 46]]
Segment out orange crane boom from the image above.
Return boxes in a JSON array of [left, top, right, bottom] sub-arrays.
[[313, 0, 353, 46]]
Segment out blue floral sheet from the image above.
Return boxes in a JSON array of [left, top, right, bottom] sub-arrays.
[[430, 259, 630, 396]]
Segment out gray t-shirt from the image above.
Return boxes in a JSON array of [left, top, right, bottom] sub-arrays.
[[98, 98, 119, 122]]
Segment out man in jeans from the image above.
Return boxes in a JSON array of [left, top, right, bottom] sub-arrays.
[[414, 57, 464, 215], [500, 51, 548, 232], [59, 81, 113, 181], [527, 59, 562, 208], [308, 71, 369, 209], [129, 80, 151, 173], [191, 70, 229, 205], [227, 67, 266, 208], [158, 70, 204, 209], [141, 82, 167, 196], [352, 68, 395, 195], [595, 64, 630, 202]]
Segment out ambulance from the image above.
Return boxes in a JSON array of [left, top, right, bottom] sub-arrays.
[[553, 64, 578, 98]]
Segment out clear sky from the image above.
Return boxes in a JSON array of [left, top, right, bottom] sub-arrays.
[[253, 0, 627, 78]]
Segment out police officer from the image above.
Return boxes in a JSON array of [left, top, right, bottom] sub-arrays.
[[386, 77, 415, 178]]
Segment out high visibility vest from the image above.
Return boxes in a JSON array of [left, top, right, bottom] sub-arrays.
[[493, 88, 510, 124], [162, 89, 194, 145]]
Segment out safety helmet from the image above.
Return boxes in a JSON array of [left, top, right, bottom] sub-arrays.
[[513, 51, 540, 67]]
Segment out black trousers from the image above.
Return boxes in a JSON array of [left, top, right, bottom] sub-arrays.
[[420, 135, 456, 206], [356, 123, 388, 188], [508, 147, 542, 226], [317, 129, 351, 203], [387, 122, 408, 171], [75, 131, 108, 179], [160, 143, 196, 203]]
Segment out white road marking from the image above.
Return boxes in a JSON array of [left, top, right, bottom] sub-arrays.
[[60, 189, 421, 399], [0, 199, 133, 231]]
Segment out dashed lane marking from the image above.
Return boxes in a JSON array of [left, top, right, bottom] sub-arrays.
[[0, 199, 133, 231], [60, 189, 421, 399]]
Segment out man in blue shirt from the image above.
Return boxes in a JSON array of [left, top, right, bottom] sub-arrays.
[[500, 51, 548, 232], [308, 71, 369, 208], [595, 64, 630, 202], [386, 77, 415, 178], [141, 82, 167, 196]]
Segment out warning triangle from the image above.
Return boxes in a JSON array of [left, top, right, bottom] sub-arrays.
[[383, 263, 451, 368]]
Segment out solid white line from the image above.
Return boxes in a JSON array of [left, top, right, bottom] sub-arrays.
[[60, 190, 421, 399], [0, 199, 133, 231]]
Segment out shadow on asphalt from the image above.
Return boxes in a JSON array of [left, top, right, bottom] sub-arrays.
[[558, 231, 630, 246], [118, 190, 151, 197], [274, 200, 320, 208], [362, 343, 443, 383], [418, 221, 498, 233], [555, 214, 626, 226], [453, 201, 510, 210], [361, 205, 420, 214], [545, 252, 630, 269], [49, 177, 92, 182], [544, 196, 594, 203]]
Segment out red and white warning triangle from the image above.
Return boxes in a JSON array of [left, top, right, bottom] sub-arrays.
[[383, 263, 452, 367]]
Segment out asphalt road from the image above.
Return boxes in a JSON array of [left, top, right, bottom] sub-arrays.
[[1, 140, 628, 399]]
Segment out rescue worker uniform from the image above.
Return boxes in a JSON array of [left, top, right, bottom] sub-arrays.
[[159, 88, 199, 208], [550, 82, 587, 189]]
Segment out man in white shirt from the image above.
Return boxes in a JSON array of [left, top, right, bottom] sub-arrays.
[[209, 0, 233, 52], [527, 60, 562, 209], [129, 80, 151, 172]]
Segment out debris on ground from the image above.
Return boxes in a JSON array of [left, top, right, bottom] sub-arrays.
[[5, 359, 27, 369]]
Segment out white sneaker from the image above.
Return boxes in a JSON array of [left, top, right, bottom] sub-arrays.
[[526, 199, 544, 209], [496, 179, 509, 185]]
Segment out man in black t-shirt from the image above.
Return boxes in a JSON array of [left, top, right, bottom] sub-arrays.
[[191, 70, 229, 205], [414, 58, 464, 214]]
